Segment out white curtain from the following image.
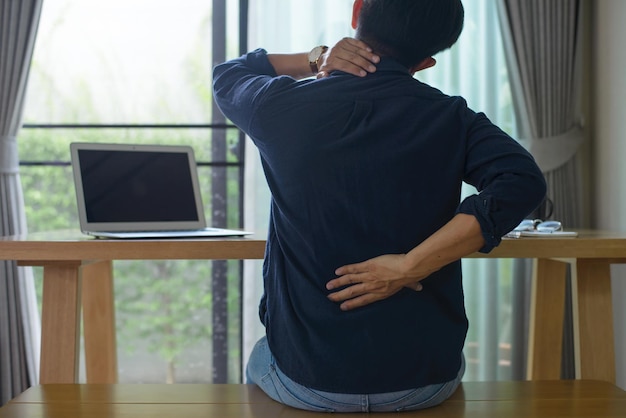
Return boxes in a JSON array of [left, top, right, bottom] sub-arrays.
[[0, 0, 43, 405], [243, 0, 525, 381]]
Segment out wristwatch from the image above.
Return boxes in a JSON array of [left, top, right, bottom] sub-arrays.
[[308, 45, 328, 75]]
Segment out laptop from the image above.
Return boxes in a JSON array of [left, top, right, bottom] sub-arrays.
[[70, 142, 251, 239]]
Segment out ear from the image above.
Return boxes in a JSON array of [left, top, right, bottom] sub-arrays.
[[410, 57, 436, 74], [352, 0, 364, 29]]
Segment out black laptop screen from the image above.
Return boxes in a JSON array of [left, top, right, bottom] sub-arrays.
[[78, 149, 199, 223]]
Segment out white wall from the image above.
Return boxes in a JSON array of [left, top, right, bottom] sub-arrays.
[[591, 0, 626, 390]]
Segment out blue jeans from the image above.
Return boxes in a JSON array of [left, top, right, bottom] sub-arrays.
[[246, 336, 465, 413]]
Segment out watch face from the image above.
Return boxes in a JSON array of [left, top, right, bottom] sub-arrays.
[[309, 46, 324, 62]]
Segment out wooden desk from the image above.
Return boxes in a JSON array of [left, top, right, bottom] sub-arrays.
[[0, 229, 624, 385], [2, 382, 626, 417]]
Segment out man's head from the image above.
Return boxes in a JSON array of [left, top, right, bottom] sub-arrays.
[[352, 0, 465, 71]]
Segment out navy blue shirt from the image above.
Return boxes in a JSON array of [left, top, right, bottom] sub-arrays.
[[213, 49, 546, 393]]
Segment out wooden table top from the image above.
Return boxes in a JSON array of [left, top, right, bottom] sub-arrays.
[[2, 381, 625, 418], [0, 230, 267, 261], [1, 229, 626, 262]]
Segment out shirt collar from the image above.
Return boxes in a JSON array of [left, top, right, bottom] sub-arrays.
[[375, 57, 412, 74], [328, 56, 411, 78]]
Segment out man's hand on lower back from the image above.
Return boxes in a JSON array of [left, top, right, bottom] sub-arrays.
[[326, 254, 424, 311]]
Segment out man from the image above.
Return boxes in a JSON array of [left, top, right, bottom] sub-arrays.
[[213, 0, 546, 412]]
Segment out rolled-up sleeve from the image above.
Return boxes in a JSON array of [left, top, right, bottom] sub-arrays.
[[458, 112, 547, 253]]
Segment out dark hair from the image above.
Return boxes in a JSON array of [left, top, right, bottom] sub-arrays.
[[356, 0, 465, 68]]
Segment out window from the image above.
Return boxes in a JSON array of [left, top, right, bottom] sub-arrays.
[[22, 0, 246, 383]]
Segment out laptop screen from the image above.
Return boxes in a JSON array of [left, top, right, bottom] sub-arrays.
[[71, 143, 207, 233], [79, 149, 199, 223]]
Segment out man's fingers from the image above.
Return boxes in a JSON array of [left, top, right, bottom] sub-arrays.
[[334, 48, 378, 72], [327, 283, 368, 302], [339, 36, 372, 52], [318, 38, 380, 78], [338, 293, 381, 311], [327, 278, 398, 302], [327, 264, 370, 289], [340, 56, 377, 74], [334, 261, 369, 276], [319, 57, 371, 77], [336, 43, 378, 61]]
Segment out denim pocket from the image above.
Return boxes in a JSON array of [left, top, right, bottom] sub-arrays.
[[394, 379, 461, 412], [268, 365, 335, 413]]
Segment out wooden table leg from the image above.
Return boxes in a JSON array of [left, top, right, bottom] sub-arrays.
[[39, 262, 82, 384], [527, 258, 568, 380], [572, 259, 616, 383], [81, 260, 118, 383]]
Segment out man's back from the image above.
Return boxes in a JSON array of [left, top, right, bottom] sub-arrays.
[[249, 57, 474, 280], [214, 50, 542, 393]]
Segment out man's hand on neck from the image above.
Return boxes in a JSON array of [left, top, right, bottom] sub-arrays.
[[268, 38, 379, 80]]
